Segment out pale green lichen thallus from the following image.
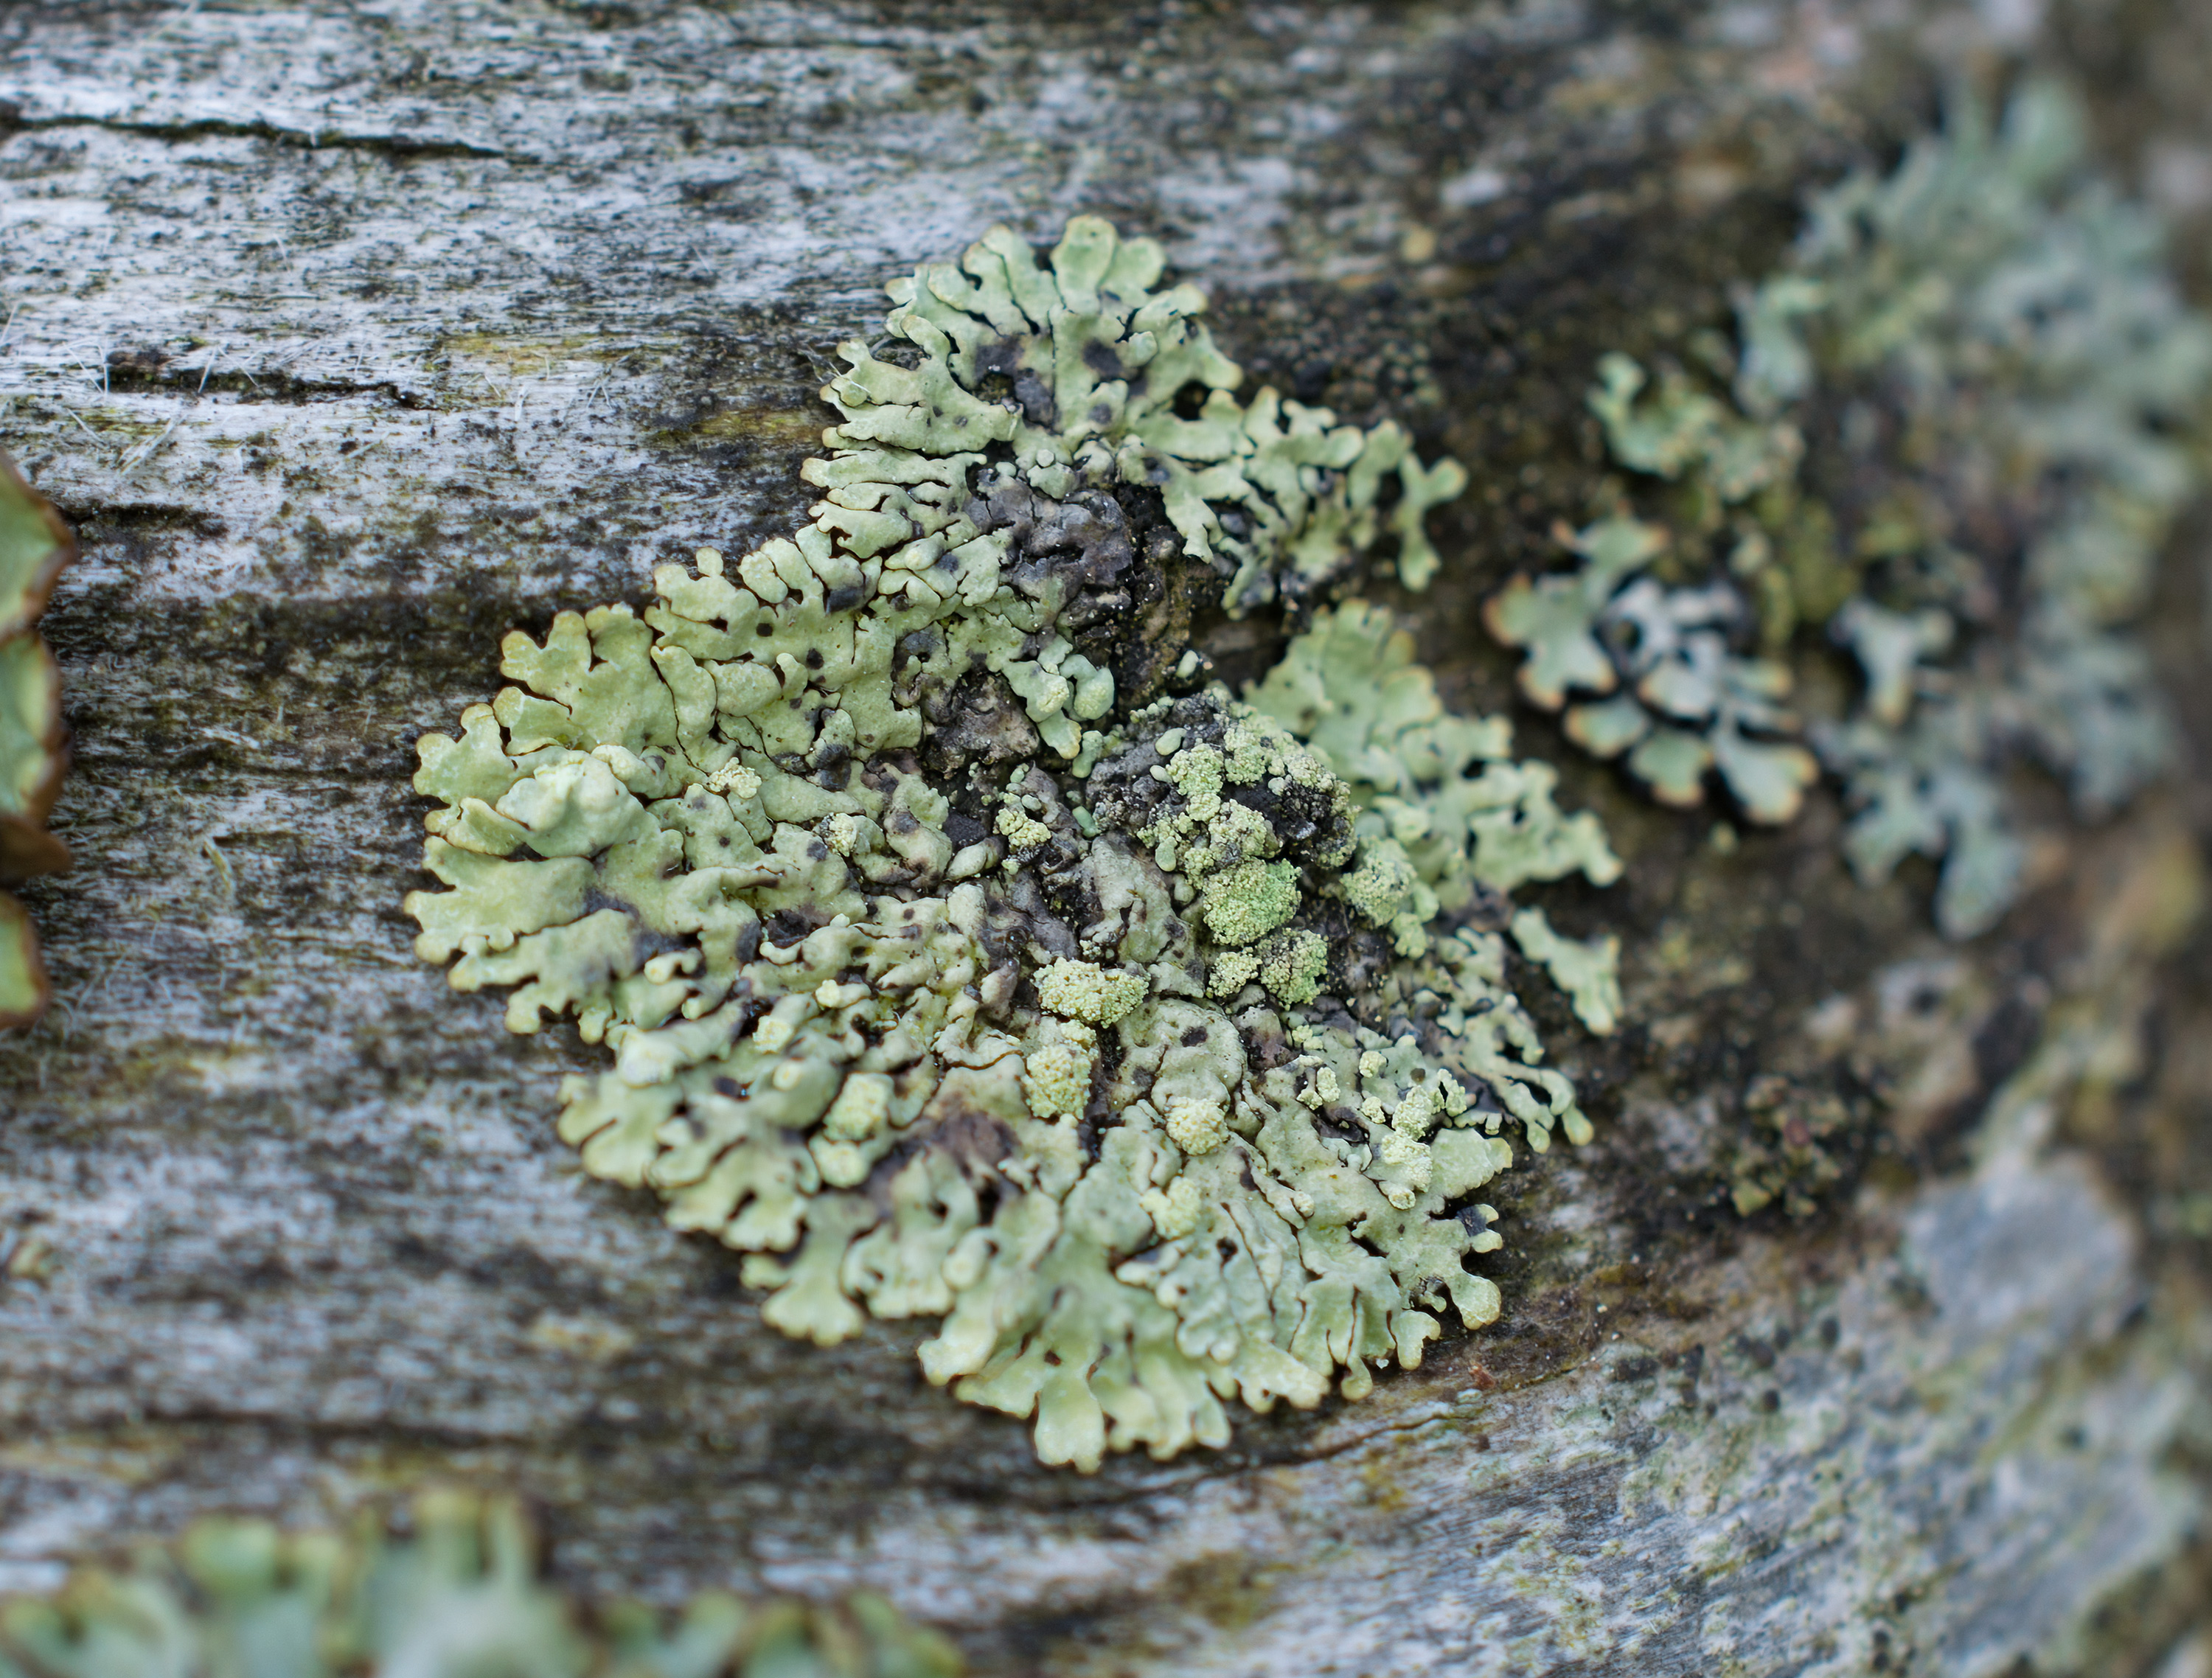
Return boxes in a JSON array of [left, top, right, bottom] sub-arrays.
[[0, 1488, 961, 1678], [0, 453, 75, 1031], [404, 217, 1621, 1469]]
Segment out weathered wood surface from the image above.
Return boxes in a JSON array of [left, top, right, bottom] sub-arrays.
[[1, 2, 2211, 1673]]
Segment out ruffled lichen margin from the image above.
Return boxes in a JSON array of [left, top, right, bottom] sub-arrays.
[[0, 452, 74, 1029], [0, 1488, 960, 1678], [405, 218, 1622, 1469]]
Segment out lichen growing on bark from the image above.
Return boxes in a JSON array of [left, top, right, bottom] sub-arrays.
[[1483, 501, 1819, 824], [0, 1488, 960, 1678], [814, 214, 1467, 636], [1485, 79, 2211, 937], [1782, 80, 2212, 936], [0, 453, 74, 1028], [404, 220, 1619, 1470]]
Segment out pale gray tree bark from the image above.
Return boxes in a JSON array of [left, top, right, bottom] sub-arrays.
[[1, 2, 2210, 1674]]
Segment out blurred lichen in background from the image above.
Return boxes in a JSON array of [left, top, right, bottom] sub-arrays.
[[0, 1488, 960, 1678], [0, 453, 73, 1028], [403, 219, 1623, 1469], [1486, 78, 2212, 938]]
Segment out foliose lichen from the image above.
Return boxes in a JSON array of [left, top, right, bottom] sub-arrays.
[[0, 1489, 959, 1678], [0, 453, 74, 1028], [810, 213, 1466, 630], [405, 219, 1621, 1469], [1486, 80, 2211, 937], [1482, 497, 1820, 825], [1781, 80, 2211, 936]]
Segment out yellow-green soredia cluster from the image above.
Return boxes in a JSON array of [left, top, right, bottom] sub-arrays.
[[406, 219, 1621, 1469], [0, 1489, 959, 1678], [0, 453, 74, 1029], [1485, 80, 2211, 937]]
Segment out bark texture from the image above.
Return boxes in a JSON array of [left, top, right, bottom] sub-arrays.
[[2, 2, 2211, 1674]]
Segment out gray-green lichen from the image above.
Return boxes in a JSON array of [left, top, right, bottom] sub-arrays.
[[405, 219, 1620, 1469], [1486, 80, 2211, 937], [0, 1489, 958, 1678], [0, 451, 74, 1029], [1782, 80, 2211, 936], [1482, 500, 1820, 824], [816, 215, 1466, 622]]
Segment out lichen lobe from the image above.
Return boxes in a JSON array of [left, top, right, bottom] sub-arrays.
[[0, 451, 76, 1030]]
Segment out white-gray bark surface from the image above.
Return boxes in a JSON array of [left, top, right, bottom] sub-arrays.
[[1, 3, 2210, 1674]]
